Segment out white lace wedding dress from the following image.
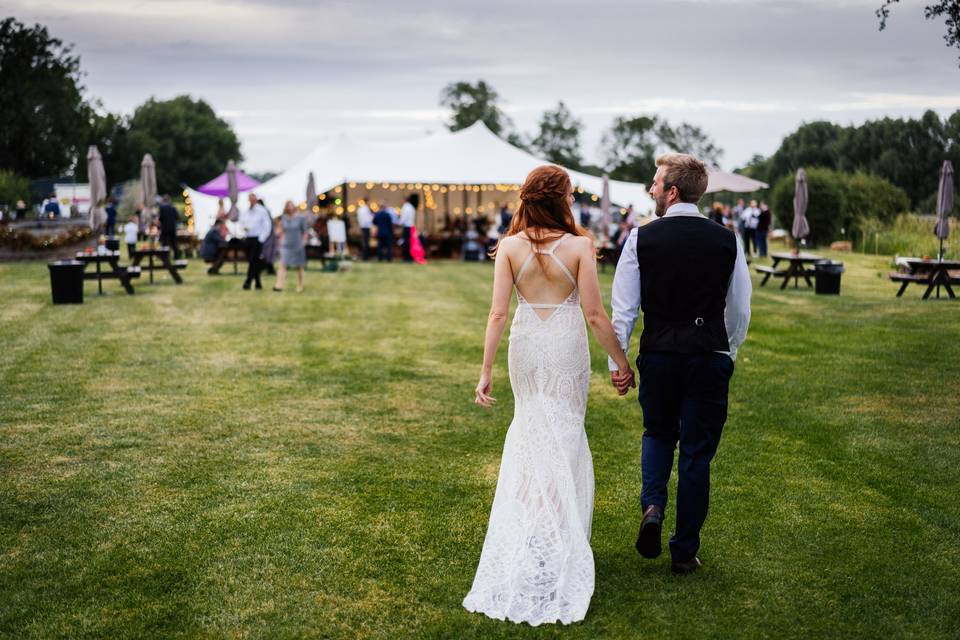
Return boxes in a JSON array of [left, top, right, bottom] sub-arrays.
[[463, 234, 595, 626]]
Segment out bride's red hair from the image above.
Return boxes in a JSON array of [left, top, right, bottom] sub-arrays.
[[492, 165, 590, 257]]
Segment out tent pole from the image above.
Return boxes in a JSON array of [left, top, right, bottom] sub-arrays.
[[462, 186, 468, 231]]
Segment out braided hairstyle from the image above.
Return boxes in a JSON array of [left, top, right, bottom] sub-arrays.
[[493, 165, 589, 258]]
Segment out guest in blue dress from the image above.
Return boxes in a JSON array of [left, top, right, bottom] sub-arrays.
[[274, 200, 309, 292]]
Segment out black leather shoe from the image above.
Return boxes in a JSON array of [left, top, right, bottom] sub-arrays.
[[635, 505, 663, 559], [671, 556, 702, 575]]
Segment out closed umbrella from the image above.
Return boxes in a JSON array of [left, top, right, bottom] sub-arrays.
[[600, 174, 611, 239], [140, 154, 156, 230], [305, 172, 318, 227], [935, 160, 953, 260], [226, 159, 239, 222], [791, 168, 810, 247], [87, 145, 107, 232]]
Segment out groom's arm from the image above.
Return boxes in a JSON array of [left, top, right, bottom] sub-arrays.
[[724, 235, 752, 361], [608, 228, 641, 372]]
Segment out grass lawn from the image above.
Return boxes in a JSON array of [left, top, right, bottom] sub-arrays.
[[1, 251, 958, 639]]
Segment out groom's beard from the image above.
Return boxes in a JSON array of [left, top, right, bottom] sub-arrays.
[[655, 193, 668, 217]]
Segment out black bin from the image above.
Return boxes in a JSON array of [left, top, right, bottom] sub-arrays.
[[48, 260, 85, 304], [105, 236, 120, 251], [814, 260, 844, 295]]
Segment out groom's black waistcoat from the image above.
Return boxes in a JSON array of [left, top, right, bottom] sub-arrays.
[[636, 215, 737, 354]]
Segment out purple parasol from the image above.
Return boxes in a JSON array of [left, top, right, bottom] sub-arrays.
[[196, 169, 261, 197]]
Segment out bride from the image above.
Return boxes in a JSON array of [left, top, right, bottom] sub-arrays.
[[463, 165, 635, 626]]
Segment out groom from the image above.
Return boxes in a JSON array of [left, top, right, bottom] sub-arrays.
[[609, 153, 751, 575]]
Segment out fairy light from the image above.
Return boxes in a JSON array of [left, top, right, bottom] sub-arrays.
[[336, 206, 344, 214], [318, 193, 326, 201], [299, 202, 307, 210], [347, 204, 356, 213], [312, 205, 320, 213], [334, 186, 342, 194], [349, 182, 357, 188]]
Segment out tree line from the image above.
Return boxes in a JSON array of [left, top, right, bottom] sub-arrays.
[[439, 80, 722, 183], [0, 18, 241, 198]]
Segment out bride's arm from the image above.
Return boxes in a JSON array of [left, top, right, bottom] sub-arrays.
[[577, 238, 633, 374], [475, 243, 514, 408]]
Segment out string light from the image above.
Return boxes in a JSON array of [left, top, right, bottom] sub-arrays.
[[347, 204, 356, 213], [349, 182, 357, 188], [318, 193, 326, 201], [334, 186, 342, 194]]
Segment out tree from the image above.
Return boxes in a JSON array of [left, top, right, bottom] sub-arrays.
[[0, 18, 90, 178], [770, 168, 847, 245], [878, 1, 960, 66], [124, 96, 242, 194], [657, 122, 722, 166], [439, 80, 514, 137], [767, 121, 843, 179], [74, 106, 131, 189], [601, 115, 660, 183], [530, 102, 584, 169]]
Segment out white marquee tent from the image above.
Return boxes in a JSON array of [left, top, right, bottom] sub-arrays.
[[186, 122, 656, 238]]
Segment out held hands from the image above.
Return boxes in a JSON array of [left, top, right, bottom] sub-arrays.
[[475, 370, 496, 409], [610, 366, 636, 396]]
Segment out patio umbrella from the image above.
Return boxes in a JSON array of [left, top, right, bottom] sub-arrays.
[[600, 174, 611, 239], [791, 168, 810, 245], [306, 171, 317, 209], [87, 145, 107, 232], [935, 160, 954, 260], [140, 154, 157, 229], [226, 159, 239, 222]]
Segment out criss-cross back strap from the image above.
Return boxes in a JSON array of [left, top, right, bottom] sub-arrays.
[[513, 233, 577, 290]]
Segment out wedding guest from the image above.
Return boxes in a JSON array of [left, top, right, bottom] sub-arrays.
[[755, 201, 771, 257], [43, 194, 61, 219], [400, 194, 417, 262], [741, 199, 760, 256], [357, 199, 373, 261], [14, 199, 27, 221], [327, 213, 347, 256], [157, 195, 180, 259], [123, 215, 139, 258], [105, 198, 118, 236], [710, 202, 724, 226], [240, 192, 271, 290], [498, 204, 512, 234], [373, 202, 395, 262], [201, 219, 228, 262], [259, 199, 277, 276], [624, 204, 640, 228], [216, 198, 228, 222], [274, 200, 308, 293]]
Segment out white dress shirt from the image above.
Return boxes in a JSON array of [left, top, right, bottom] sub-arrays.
[[400, 202, 417, 228], [240, 204, 272, 243], [357, 205, 373, 229], [608, 202, 752, 370]]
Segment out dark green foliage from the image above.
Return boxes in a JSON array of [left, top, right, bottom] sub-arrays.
[[601, 115, 660, 183], [529, 101, 584, 170], [439, 80, 514, 137], [771, 168, 847, 244], [602, 115, 723, 184], [0, 170, 30, 206], [124, 96, 243, 194], [748, 112, 960, 208], [0, 18, 88, 178]]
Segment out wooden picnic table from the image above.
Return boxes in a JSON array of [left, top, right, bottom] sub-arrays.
[[755, 251, 824, 289], [206, 238, 246, 275], [889, 257, 960, 299], [74, 250, 138, 295], [131, 246, 186, 284]]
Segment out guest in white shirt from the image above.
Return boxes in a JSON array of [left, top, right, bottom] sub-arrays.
[[123, 215, 139, 259], [240, 192, 272, 290], [399, 194, 418, 262], [608, 153, 751, 574], [357, 200, 373, 261], [741, 200, 760, 256]]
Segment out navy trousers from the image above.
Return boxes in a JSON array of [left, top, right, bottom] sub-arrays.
[[637, 351, 733, 562]]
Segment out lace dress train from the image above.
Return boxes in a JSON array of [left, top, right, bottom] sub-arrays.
[[463, 235, 595, 626]]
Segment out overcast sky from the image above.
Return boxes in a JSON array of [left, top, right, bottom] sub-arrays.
[[9, 0, 960, 174]]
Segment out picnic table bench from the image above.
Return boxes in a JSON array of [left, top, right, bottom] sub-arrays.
[[74, 250, 139, 295], [131, 247, 186, 284], [756, 252, 823, 289], [890, 257, 959, 299]]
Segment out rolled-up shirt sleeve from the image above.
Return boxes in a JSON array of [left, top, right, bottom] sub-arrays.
[[608, 228, 641, 371], [724, 235, 752, 361]]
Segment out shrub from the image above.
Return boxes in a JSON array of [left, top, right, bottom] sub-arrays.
[[771, 167, 846, 246], [0, 170, 30, 207]]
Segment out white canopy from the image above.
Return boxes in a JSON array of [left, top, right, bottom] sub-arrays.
[[187, 122, 655, 237], [705, 170, 768, 194]]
